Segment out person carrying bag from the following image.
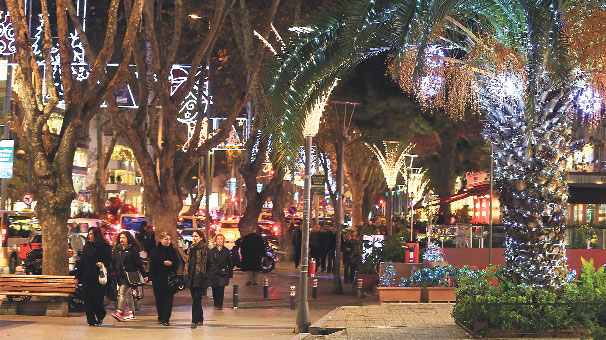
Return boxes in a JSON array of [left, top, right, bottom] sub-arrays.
[[77, 227, 112, 326], [210, 234, 233, 310], [111, 231, 147, 322], [149, 231, 179, 326], [185, 230, 214, 329]]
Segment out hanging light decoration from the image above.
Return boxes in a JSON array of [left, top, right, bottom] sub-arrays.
[[367, 141, 413, 188]]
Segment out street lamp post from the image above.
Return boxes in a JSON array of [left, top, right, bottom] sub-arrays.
[[295, 79, 339, 334]]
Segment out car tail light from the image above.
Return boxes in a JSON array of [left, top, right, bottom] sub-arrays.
[[273, 226, 278, 233], [1, 225, 6, 246], [68, 249, 74, 258]]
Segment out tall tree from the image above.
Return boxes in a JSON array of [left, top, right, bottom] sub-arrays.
[[109, 0, 280, 243], [7, 0, 143, 274]]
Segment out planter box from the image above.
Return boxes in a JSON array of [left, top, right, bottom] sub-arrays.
[[355, 273, 379, 291], [421, 287, 456, 303], [377, 287, 422, 303], [379, 262, 422, 279], [423, 260, 448, 267]]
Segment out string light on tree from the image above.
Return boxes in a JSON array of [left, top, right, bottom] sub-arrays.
[[367, 142, 413, 188], [303, 78, 339, 137]]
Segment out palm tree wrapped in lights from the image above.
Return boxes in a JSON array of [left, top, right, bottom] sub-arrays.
[[400, 167, 429, 241], [367, 141, 414, 234], [264, 0, 606, 295]]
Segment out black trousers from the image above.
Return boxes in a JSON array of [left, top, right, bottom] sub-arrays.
[[294, 247, 301, 268], [84, 285, 106, 325], [346, 263, 357, 283], [190, 287, 205, 324], [212, 286, 225, 307], [154, 292, 174, 323], [327, 250, 335, 273]]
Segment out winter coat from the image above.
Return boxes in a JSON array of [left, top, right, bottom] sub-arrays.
[[309, 230, 323, 259], [77, 241, 112, 289], [149, 243, 179, 295], [112, 244, 146, 286], [292, 228, 302, 251], [327, 230, 336, 251], [210, 246, 233, 287], [185, 242, 214, 288], [240, 232, 264, 272]]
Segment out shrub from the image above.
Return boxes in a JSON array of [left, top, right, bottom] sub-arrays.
[[452, 259, 606, 335]]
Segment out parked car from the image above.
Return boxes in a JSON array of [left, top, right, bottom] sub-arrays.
[[0, 211, 38, 274], [19, 232, 88, 272], [217, 220, 241, 249], [68, 218, 114, 242], [178, 227, 211, 250]]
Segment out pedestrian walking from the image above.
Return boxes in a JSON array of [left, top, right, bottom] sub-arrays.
[[149, 232, 179, 326], [292, 224, 302, 268], [319, 226, 330, 272], [342, 233, 353, 283], [185, 230, 214, 329], [111, 231, 148, 322], [326, 227, 337, 273], [240, 228, 264, 286], [348, 232, 363, 283], [309, 225, 322, 269], [210, 234, 233, 310], [77, 227, 112, 326]]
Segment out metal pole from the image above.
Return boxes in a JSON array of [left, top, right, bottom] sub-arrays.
[[386, 188, 392, 235], [333, 127, 344, 294], [205, 151, 212, 243], [410, 193, 414, 242], [488, 144, 493, 266], [296, 136, 312, 333]]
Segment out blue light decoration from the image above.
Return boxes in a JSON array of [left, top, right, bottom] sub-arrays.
[[379, 261, 397, 287], [423, 242, 445, 262]]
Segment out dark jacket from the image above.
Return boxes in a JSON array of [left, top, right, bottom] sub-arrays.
[[240, 232, 264, 272], [342, 239, 352, 263], [77, 241, 112, 288], [149, 243, 179, 295], [210, 246, 233, 287], [112, 244, 146, 285], [185, 242, 214, 288], [292, 228, 302, 250], [327, 230, 336, 251]]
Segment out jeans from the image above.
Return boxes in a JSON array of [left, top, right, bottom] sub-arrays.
[[117, 284, 135, 312], [84, 284, 106, 325], [190, 287, 205, 324], [212, 286, 225, 308], [154, 292, 174, 323]]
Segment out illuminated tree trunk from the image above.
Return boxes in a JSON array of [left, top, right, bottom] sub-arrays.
[[481, 79, 572, 288]]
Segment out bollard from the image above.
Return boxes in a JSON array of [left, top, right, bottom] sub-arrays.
[[233, 284, 239, 309], [289, 285, 296, 310], [263, 277, 269, 299], [357, 278, 363, 299], [309, 259, 316, 277], [312, 278, 318, 299]]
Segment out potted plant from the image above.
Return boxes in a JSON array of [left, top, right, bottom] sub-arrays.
[[377, 262, 422, 303], [354, 236, 382, 291]]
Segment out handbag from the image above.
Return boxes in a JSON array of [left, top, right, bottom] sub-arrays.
[[167, 273, 185, 292], [126, 271, 142, 285], [98, 263, 108, 285]]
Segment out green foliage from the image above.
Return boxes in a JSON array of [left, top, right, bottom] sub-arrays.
[[452, 263, 606, 335], [400, 265, 478, 288]]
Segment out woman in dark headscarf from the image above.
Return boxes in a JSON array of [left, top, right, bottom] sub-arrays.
[[77, 227, 112, 326], [149, 231, 179, 326]]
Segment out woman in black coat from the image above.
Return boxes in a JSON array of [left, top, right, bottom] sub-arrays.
[[210, 234, 233, 310], [149, 231, 179, 326], [111, 231, 147, 321], [185, 230, 214, 329], [77, 227, 112, 326], [240, 229, 265, 286]]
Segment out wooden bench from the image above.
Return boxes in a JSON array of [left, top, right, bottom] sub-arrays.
[[0, 275, 77, 316]]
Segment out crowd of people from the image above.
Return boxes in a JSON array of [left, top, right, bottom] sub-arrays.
[[291, 223, 362, 283], [76, 227, 236, 328]]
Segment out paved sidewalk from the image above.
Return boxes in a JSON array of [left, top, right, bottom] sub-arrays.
[[0, 262, 372, 340], [303, 304, 471, 340]]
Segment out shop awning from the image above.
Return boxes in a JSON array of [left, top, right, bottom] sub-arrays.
[[568, 185, 606, 204], [433, 183, 606, 205]]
